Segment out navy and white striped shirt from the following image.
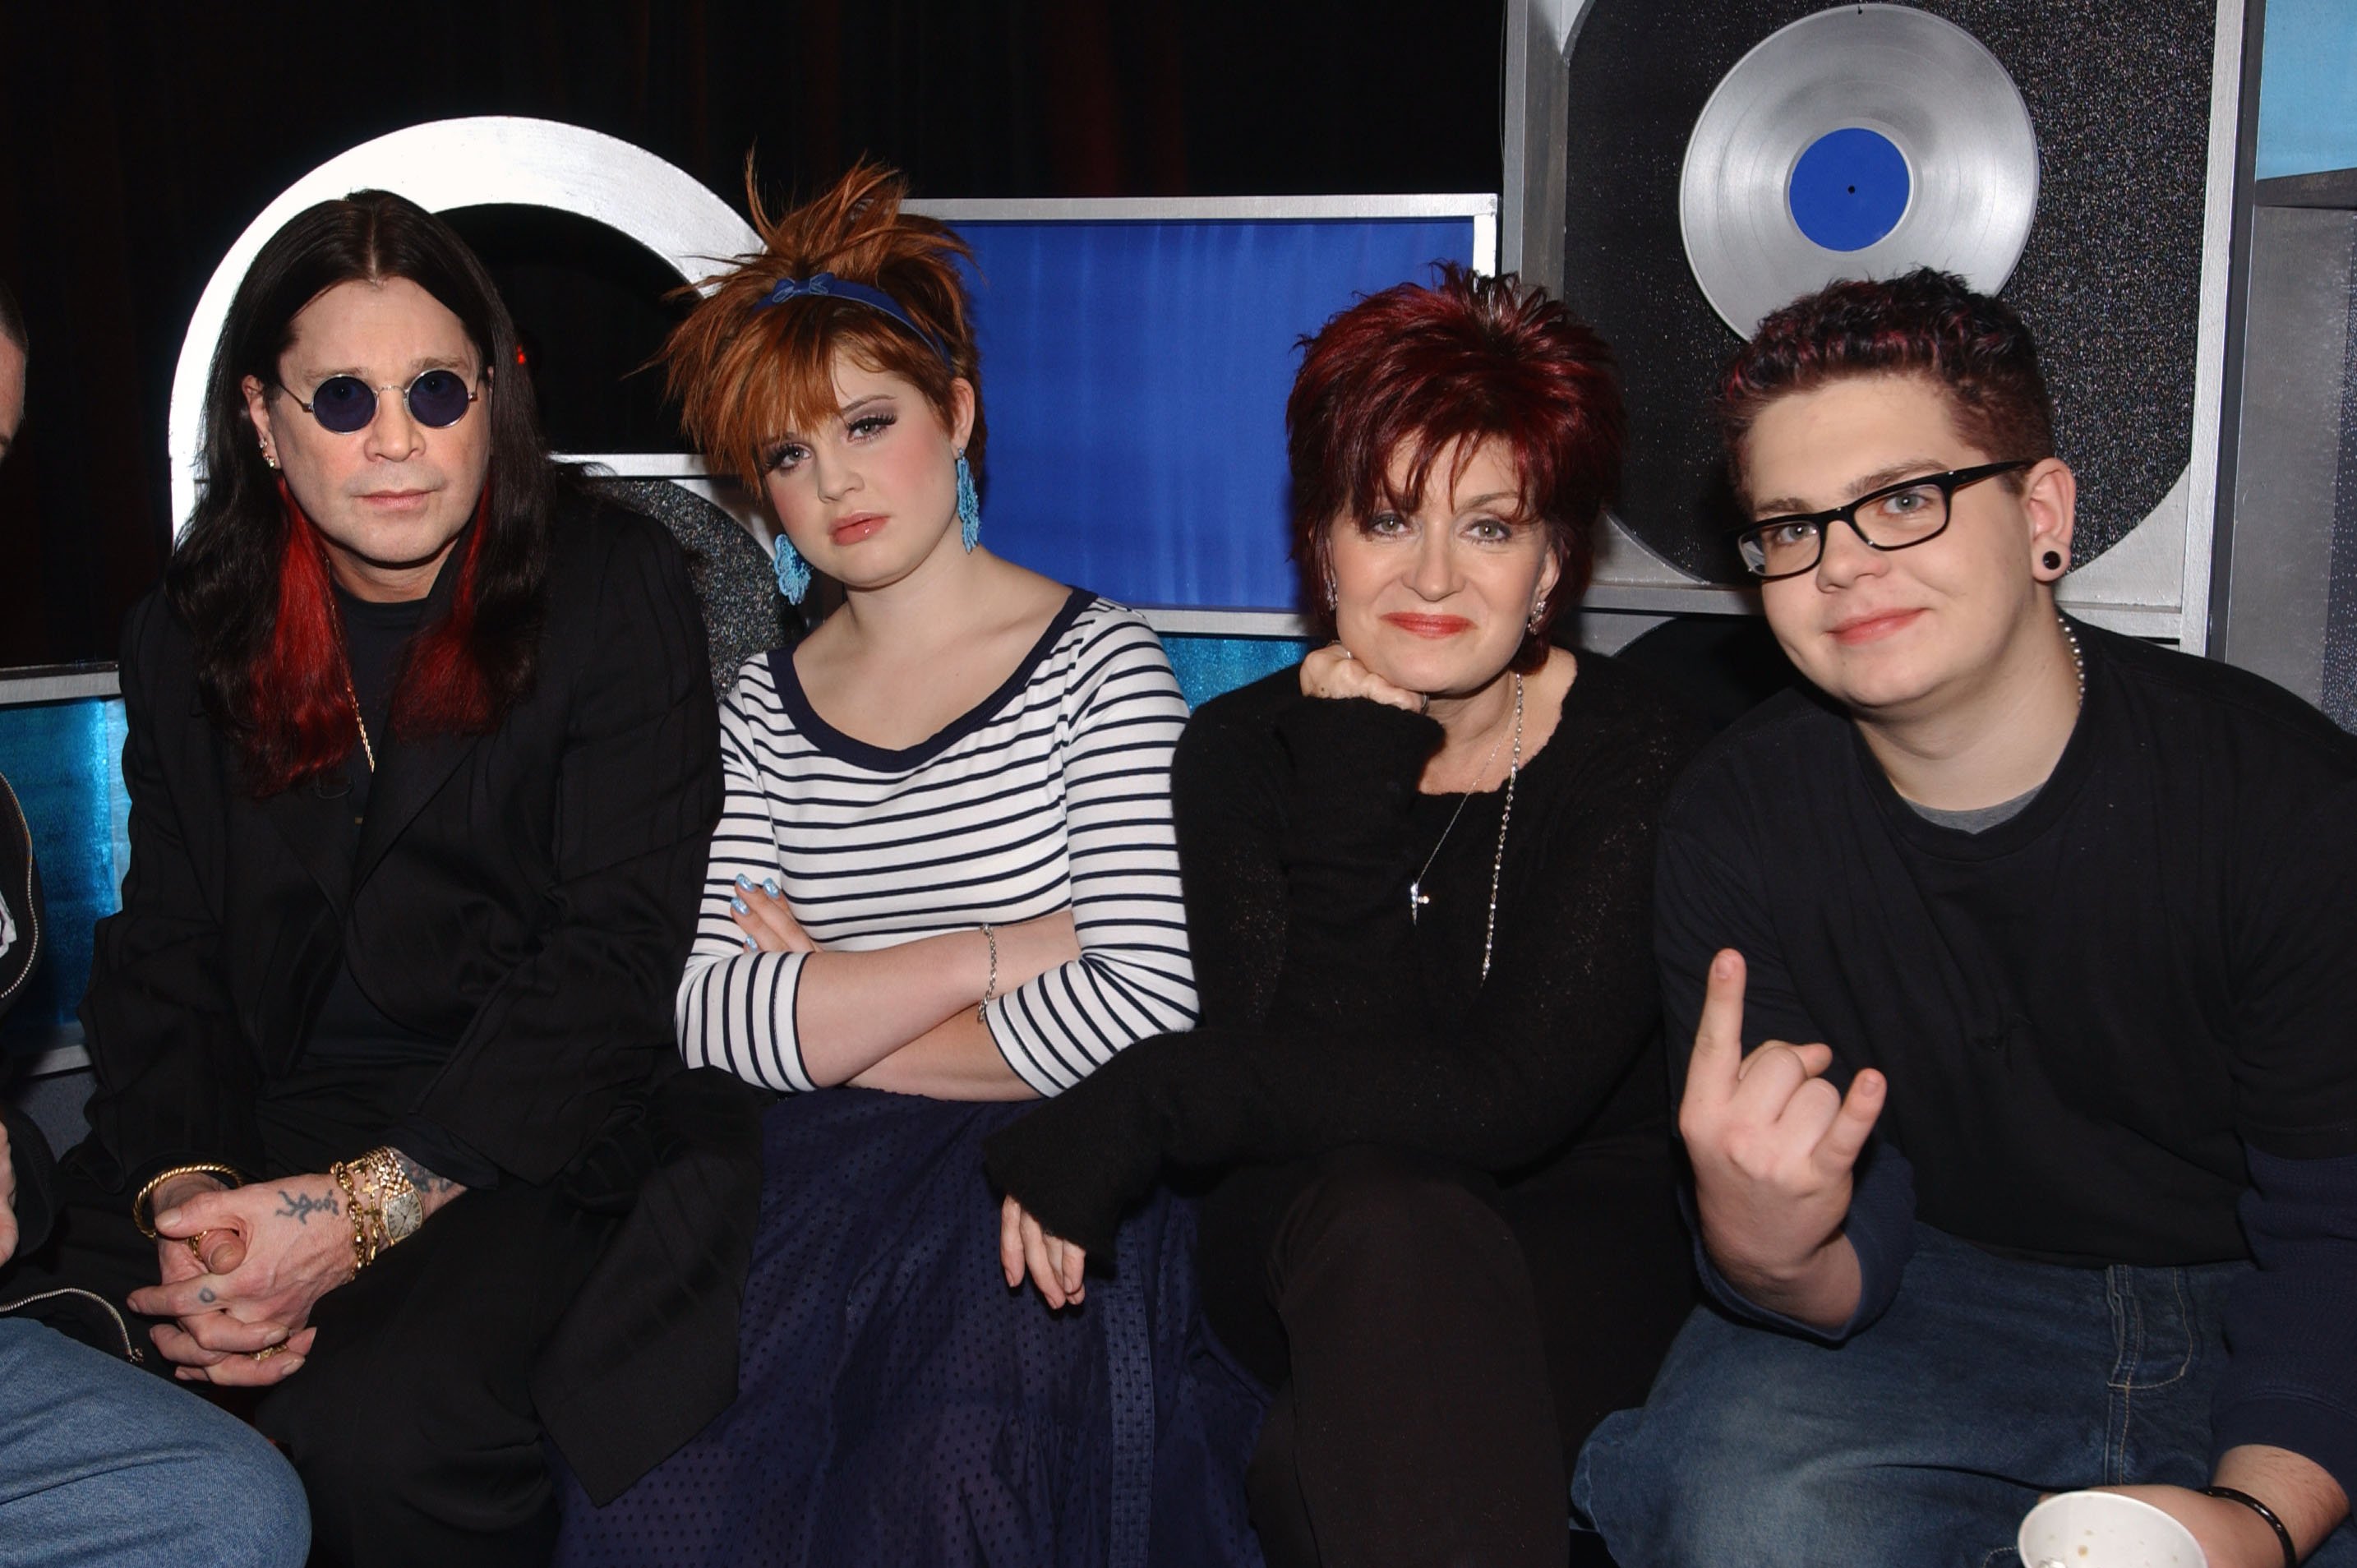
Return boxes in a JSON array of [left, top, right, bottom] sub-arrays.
[[677, 589, 1197, 1095]]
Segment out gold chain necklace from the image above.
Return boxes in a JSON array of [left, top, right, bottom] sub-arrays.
[[342, 673, 377, 773]]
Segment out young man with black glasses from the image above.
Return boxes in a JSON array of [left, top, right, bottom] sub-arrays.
[[1574, 269, 2356, 1567]]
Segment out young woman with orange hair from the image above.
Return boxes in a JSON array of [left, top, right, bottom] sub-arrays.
[[554, 163, 1255, 1566]]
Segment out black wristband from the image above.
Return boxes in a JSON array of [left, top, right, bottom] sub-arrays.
[[2203, 1485, 2298, 1568]]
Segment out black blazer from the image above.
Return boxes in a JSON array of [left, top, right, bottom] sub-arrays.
[[71, 496, 763, 1501]]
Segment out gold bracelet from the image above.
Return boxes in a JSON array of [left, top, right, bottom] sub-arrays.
[[326, 1160, 380, 1277], [133, 1163, 244, 1238]]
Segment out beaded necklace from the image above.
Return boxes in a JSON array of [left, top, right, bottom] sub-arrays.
[[1407, 673, 1524, 984]]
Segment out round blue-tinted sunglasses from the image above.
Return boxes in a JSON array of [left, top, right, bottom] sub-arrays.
[[275, 367, 484, 435]]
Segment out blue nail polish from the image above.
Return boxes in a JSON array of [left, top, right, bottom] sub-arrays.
[[736, 873, 754, 890], [763, 879, 781, 897], [731, 895, 750, 913], [742, 938, 756, 952]]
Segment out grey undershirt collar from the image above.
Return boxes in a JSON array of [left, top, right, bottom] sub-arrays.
[[1905, 783, 2042, 835]]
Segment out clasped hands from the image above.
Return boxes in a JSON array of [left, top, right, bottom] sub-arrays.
[[124, 1172, 354, 1386]]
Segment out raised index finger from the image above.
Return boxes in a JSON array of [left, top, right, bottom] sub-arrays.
[[1686, 949, 1750, 1101]]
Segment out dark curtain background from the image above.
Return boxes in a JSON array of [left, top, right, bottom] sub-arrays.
[[0, 0, 1505, 670]]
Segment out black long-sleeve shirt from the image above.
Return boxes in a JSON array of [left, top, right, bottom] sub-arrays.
[[1654, 619, 2357, 1498], [984, 655, 1703, 1254]]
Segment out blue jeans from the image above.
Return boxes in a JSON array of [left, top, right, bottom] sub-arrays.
[[0, 1316, 309, 1567], [1573, 1224, 2356, 1567]]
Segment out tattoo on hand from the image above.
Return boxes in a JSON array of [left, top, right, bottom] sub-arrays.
[[197, 1286, 216, 1303], [274, 1189, 340, 1225], [392, 1152, 459, 1197]]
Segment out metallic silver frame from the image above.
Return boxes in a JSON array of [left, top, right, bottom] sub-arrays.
[[0, 666, 119, 706]]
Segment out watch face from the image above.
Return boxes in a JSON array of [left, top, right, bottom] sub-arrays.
[[381, 1188, 426, 1243]]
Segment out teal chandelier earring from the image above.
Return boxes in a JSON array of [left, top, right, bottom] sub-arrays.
[[955, 450, 981, 551], [773, 535, 812, 605]]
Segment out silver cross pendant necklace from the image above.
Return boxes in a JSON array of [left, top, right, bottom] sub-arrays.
[[1408, 672, 1525, 982]]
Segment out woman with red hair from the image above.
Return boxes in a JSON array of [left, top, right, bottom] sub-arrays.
[[987, 267, 1703, 1566]]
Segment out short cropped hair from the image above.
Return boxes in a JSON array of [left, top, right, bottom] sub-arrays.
[[0, 276, 24, 357], [664, 159, 982, 489], [1286, 265, 1623, 655], [1718, 268, 2055, 500]]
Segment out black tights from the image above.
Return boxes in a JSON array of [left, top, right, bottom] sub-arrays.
[[1197, 1140, 1693, 1568]]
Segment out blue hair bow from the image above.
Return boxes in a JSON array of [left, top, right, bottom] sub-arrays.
[[760, 273, 841, 306]]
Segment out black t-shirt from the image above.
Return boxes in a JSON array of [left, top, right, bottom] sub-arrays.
[[302, 586, 427, 1064], [256, 588, 495, 1187], [1655, 620, 2357, 1267]]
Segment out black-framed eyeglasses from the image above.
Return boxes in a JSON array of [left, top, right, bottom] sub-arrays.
[[1732, 459, 2035, 580], [274, 367, 485, 435]]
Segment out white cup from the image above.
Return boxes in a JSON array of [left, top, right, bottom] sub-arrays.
[[2018, 1490, 2208, 1568]]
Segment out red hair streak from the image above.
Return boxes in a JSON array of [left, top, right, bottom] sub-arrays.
[[249, 478, 359, 794], [245, 478, 497, 793]]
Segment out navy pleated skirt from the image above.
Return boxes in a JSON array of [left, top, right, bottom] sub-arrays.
[[554, 1089, 1266, 1568]]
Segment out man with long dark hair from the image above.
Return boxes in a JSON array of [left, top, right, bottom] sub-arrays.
[[8, 196, 762, 1566]]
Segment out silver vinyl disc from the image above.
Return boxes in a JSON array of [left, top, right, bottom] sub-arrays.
[[1680, 4, 2039, 337]]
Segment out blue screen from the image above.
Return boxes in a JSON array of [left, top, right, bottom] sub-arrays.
[[0, 699, 129, 1050], [956, 218, 1477, 612]]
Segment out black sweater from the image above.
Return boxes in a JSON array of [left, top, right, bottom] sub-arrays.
[[984, 654, 1703, 1255], [1655, 620, 2357, 1498]]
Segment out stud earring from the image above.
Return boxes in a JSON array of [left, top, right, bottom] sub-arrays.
[[774, 537, 813, 605], [2042, 550, 2065, 574], [954, 450, 980, 552]]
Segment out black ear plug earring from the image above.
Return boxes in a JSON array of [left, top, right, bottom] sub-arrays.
[[2042, 551, 2064, 572]]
